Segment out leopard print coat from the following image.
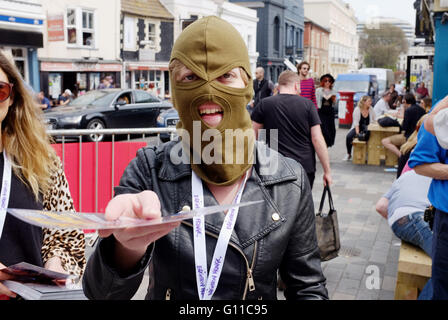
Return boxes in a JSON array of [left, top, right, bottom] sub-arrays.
[[41, 158, 86, 276]]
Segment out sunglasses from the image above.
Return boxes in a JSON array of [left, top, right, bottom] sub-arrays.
[[0, 81, 13, 102]]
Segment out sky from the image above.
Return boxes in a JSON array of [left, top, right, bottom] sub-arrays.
[[343, 0, 417, 26]]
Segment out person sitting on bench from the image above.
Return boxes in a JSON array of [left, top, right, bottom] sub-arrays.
[[375, 169, 433, 256]]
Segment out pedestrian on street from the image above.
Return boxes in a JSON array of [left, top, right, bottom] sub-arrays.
[[248, 67, 272, 114], [82, 16, 328, 301], [0, 51, 86, 299], [409, 94, 448, 300], [316, 74, 337, 147], [251, 70, 332, 189], [297, 61, 317, 108]]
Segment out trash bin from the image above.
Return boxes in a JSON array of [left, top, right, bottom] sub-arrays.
[[338, 91, 355, 128]]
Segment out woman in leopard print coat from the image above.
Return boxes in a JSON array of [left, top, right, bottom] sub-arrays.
[[0, 51, 85, 298]]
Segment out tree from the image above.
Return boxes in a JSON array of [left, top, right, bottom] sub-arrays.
[[359, 23, 408, 69]]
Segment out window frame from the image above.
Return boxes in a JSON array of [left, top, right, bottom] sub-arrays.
[[66, 7, 96, 49]]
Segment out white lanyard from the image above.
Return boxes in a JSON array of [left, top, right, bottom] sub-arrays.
[[0, 151, 12, 240], [191, 171, 248, 300]]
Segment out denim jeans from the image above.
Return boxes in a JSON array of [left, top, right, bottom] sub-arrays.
[[391, 211, 433, 257], [431, 209, 448, 300]]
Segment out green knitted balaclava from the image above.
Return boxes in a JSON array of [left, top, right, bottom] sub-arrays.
[[170, 16, 255, 186]]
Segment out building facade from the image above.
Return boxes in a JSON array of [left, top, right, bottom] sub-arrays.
[[230, 0, 305, 82], [304, 0, 358, 77], [161, 0, 259, 75], [304, 18, 330, 78], [121, 0, 174, 99], [0, 0, 46, 92], [38, 0, 122, 100]]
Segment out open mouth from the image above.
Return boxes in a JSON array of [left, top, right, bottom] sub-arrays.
[[198, 103, 224, 127]]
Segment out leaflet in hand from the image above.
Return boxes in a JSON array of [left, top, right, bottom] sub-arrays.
[[7, 200, 263, 230]]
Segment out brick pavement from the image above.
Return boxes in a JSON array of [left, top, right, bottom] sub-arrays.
[[87, 125, 401, 300]]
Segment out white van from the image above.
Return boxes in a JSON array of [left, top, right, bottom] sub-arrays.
[[359, 68, 395, 95]]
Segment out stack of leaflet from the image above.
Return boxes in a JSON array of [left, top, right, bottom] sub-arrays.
[[1, 262, 86, 300]]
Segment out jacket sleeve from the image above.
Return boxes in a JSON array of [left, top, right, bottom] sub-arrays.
[[41, 157, 86, 276], [279, 159, 329, 300], [82, 148, 155, 300]]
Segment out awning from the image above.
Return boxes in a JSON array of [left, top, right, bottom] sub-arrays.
[[284, 59, 297, 72], [0, 29, 43, 47]]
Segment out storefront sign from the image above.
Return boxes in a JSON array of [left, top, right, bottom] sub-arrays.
[[47, 14, 64, 41], [41, 62, 122, 72]]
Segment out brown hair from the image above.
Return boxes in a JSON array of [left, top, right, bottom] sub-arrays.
[[422, 97, 432, 113], [278, 70, 300, 87], [297, 61, 310, 73], [0, 50, 57, 199], [320, 76, 334, 89]]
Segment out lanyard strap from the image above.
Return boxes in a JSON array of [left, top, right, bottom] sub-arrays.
[[0, 152, 12, 240], [191, 170, 248, 300]]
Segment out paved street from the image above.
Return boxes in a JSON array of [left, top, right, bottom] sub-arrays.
[[293, 125, 401, 300], [86, 124, 401, 300]]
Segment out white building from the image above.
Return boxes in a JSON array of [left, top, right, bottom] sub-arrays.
[[38, 0, 122, 99], [0, 0, 46, 91], [304, 0, 358, 76], [160, 0, 259, 75]]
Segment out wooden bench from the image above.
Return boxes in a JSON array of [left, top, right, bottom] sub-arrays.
[[395, 241, 432, 300], [352, 139, 366, 164]]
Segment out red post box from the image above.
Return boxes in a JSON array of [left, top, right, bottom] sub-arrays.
[[338, 91, 355, 128]]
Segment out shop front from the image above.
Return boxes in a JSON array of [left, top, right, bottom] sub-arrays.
[[0, 0, 45, 92], [125, 62, 169, 100], [40, 60, 122, 102]]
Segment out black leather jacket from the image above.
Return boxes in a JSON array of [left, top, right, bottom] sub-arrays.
[[83, 141, 328, 300]]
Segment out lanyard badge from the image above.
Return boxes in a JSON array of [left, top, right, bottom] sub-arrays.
[[191, 171, 248, 300], [0, 152, 12, 240]]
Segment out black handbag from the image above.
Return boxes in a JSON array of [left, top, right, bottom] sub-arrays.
[[315, 186, 340, 261], [378, 116, 401, 129]]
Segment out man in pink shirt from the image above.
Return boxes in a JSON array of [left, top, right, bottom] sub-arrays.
[[297, 61, 317, 108]]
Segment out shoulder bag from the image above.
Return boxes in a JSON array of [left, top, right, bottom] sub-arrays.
[[315, 186, 340, 261]]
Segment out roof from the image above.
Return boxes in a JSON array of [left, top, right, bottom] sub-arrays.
[[304, 17, 331, 33], [121, 0, 173, 20]]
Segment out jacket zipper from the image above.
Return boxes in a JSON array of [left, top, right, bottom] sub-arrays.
[[182, 221, 257, 300], [165, 288, 171, 300]]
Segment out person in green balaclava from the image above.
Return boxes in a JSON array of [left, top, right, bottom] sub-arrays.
[[169, 15, 255, 186], [82, 16, 328, 301]]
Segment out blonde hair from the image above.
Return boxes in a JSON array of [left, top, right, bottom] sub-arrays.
[[358, 96, 372, 112], [0, 51, 57, 199], [400, 114, 428, 155], [169, 59, 249, 85]]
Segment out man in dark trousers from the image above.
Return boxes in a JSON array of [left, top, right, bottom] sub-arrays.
[[248, 67, 272, 113], [251, 70, 332, 189]]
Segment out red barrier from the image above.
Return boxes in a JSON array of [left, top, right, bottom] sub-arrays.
[[51, 142, 146, 215]]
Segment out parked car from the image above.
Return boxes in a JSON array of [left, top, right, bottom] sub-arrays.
[[156, 107, 179, 142], [44, 89, 172, 142], [333, 73, 379, 118]]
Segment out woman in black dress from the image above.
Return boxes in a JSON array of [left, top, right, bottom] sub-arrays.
[[316, 74, 336, 147]]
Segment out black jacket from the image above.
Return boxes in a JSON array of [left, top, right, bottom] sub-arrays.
[[253, 79, 272, 107], [82, 141, 328, 300]]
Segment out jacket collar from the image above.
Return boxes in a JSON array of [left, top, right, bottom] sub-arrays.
[[157, 140, 298, 186]]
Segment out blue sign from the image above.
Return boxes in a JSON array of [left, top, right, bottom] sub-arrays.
[[0, 15, 43, 25]]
